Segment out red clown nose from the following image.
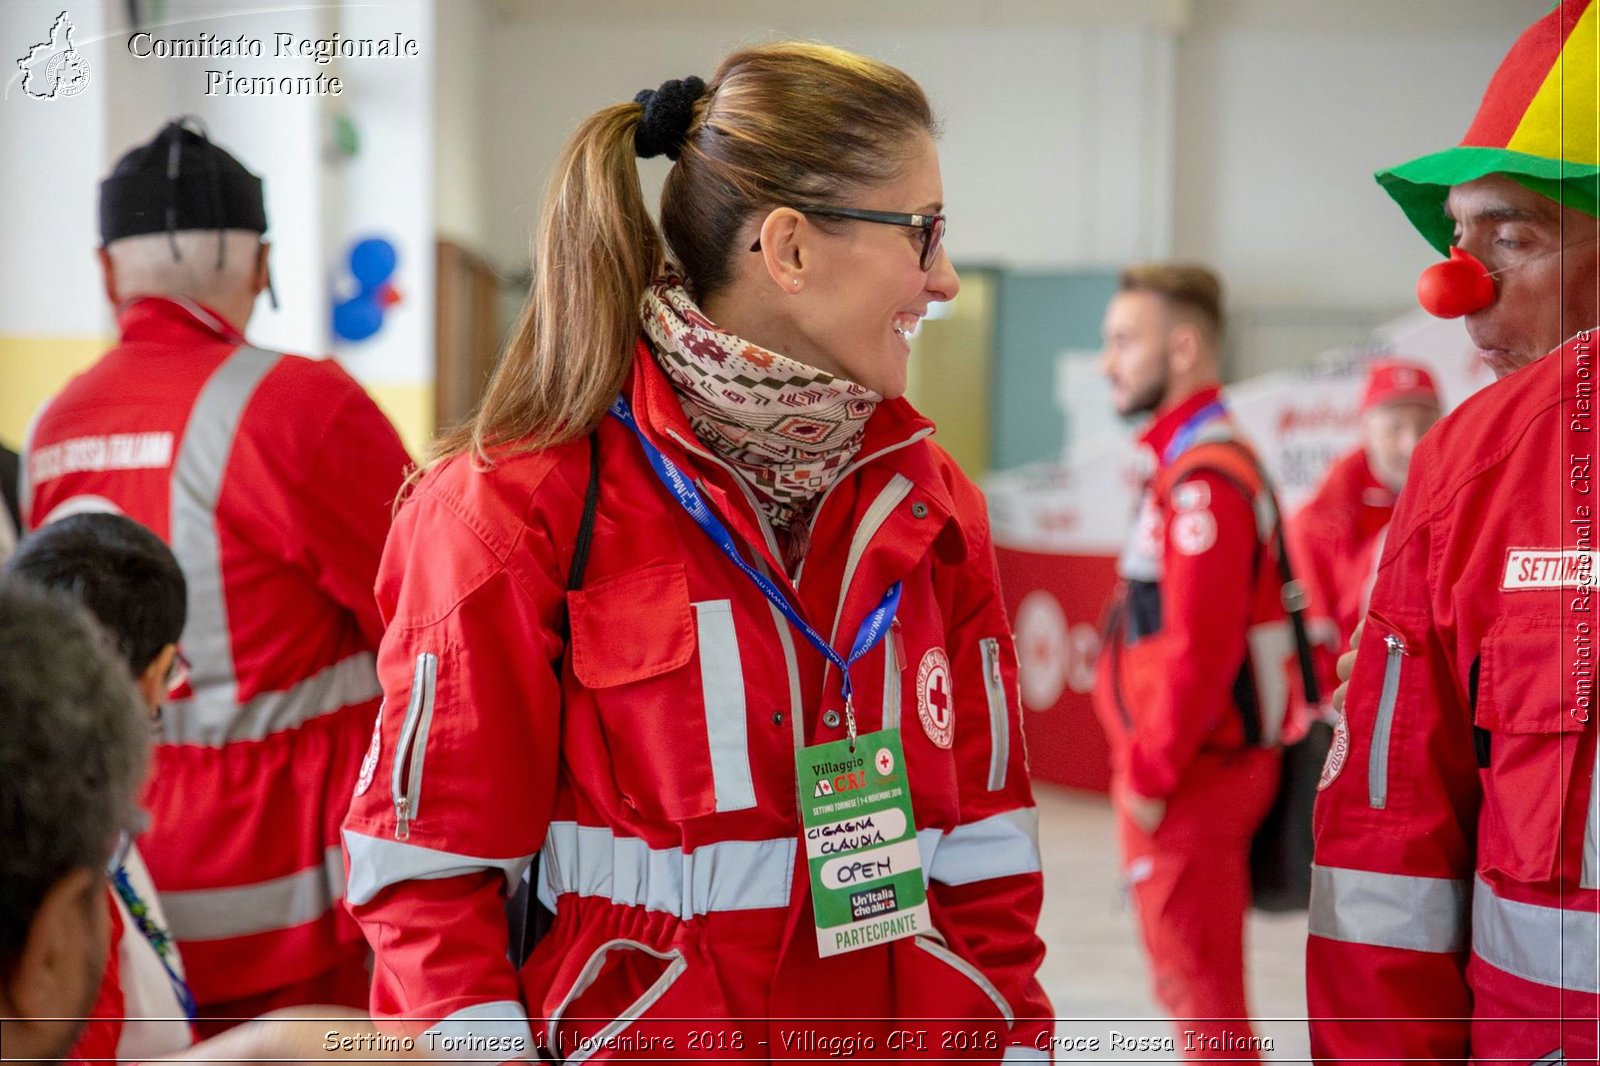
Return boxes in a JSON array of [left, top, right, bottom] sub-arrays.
[[1416, 246, 1496, 318]]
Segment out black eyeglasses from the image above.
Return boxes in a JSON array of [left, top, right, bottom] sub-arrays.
[[750, 207, 947, 271]]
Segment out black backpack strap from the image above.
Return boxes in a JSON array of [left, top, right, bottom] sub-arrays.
[[567, 431, 602, 596], [509, 430, 601, 970]]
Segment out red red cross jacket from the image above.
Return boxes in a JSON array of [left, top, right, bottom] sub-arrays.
[[1287, 448, 1396, 703], [1093, 388, 1296, 801], [22, 297, 411, 1006], [1309, 333, 1600, 1062], [340, 342, 1051, 1062]]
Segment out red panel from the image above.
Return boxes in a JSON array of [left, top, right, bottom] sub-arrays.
[[995, 546, 1120, 794]]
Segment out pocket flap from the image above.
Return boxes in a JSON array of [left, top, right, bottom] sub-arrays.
[[569, 564, 696, 688], [1478, 616, 1587, 734]]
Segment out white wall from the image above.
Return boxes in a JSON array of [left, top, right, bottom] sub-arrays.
[[1, 2, 111, 336], [1, 0, 434, 380], [480, 0, 1188, 276], [330, 0, 435, 386], [435, 1, 493, 249]]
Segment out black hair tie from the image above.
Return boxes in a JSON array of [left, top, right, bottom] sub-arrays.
[[633, 75, 706, 161]]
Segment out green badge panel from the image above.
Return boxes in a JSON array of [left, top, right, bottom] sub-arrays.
[[796, 728, 929, 957]]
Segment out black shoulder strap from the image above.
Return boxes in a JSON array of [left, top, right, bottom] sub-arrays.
[[511, 429, 601, 970], [566, 431, 602, 595]]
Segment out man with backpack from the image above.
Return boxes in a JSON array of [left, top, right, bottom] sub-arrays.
[[1094, 262, 1299, 1060]]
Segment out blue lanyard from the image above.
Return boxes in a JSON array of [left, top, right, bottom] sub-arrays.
[[1163, 399, 1228, 464], [110, 864, 198, 1023], [608, 396, 899, 735]]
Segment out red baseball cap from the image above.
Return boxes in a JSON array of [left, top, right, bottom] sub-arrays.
[[1360, 359, 1441, 412]]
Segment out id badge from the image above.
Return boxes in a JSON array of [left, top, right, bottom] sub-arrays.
[[796, 728, 928, 957]]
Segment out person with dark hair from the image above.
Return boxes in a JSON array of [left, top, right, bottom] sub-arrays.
[[1310, 1, 1600, 1059], [342, 42, 1049, 1059], [7, 513, 192, 1060], [19, 118, 411, 1027], [0, 578, 152, 1063], [0, 576, 382, 1064], [1093, 261, 1297, 1058]]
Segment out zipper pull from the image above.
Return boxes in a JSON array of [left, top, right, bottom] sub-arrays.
[[1384, 633, 1408, 657], [395, 796, 411, 841]]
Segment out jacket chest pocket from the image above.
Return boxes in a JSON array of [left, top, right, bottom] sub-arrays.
[[1474, 616, 1587, 885], [569, 564, 757, 823]]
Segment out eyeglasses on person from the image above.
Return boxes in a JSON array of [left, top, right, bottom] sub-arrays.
[[750, 206, 947, 272]]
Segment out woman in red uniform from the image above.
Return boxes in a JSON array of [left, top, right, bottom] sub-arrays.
[[342, 43, 1050, 1061]]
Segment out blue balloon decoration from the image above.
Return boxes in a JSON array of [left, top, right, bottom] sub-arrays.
[[332, 295, 384, 342], [349, 238, 397, 288]]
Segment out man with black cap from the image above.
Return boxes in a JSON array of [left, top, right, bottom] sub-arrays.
[[19, 119, 410, 1028], [1309, 1, 1600, 1060]]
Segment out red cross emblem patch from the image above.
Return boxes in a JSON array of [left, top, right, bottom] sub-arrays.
[[916, 647, 954, 749]]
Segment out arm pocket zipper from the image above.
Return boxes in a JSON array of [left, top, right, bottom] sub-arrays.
[[392, 652, 438, 840], [980, 637, 1010, 791], [1368, 629, 1407, 810]]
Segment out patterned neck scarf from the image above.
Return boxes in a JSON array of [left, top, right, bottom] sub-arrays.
[[641, 273, 880, 540]]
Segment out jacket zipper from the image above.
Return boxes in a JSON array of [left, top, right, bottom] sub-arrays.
[[392, 652, 438, 840], [980, 637, 1010, 791], [1368, 631, 1406, 810], [883, 619, 903, 731]]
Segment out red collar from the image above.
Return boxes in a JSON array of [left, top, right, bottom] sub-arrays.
[[1138, 385, 1223, 464], [118, 296, 248, 347]]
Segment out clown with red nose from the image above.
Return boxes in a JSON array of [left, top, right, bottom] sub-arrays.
[[1309, 1, 1600, 1062]]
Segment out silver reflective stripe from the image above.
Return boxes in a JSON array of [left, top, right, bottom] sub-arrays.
[[547, 940, 687, 1063], [168, 346, 280, 735], [1532, 1051, 1565, 1066], [1473, 875, 1600, 993], [981, 637, 1010, 791], [883, 623, 902, 731], [927, 808, 1042, 887], [1308, 864, 1469, 953], [822, 474, 914, 697], [536, 821, 793, 918], [1369, 633, 1406, 809], [160, 651, 379, 746], [1246, 620, 1293, 747], [421, 1001, 533, 1061], [1002, 1049, 1050, 1063], [161, 844, 344, 941], [341, 829, 532, 907], [914, 936, 1015, 1024], [1585, 741, 1600, 890], [917, 826, 944, 887], [692, 600, 756, 813]]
